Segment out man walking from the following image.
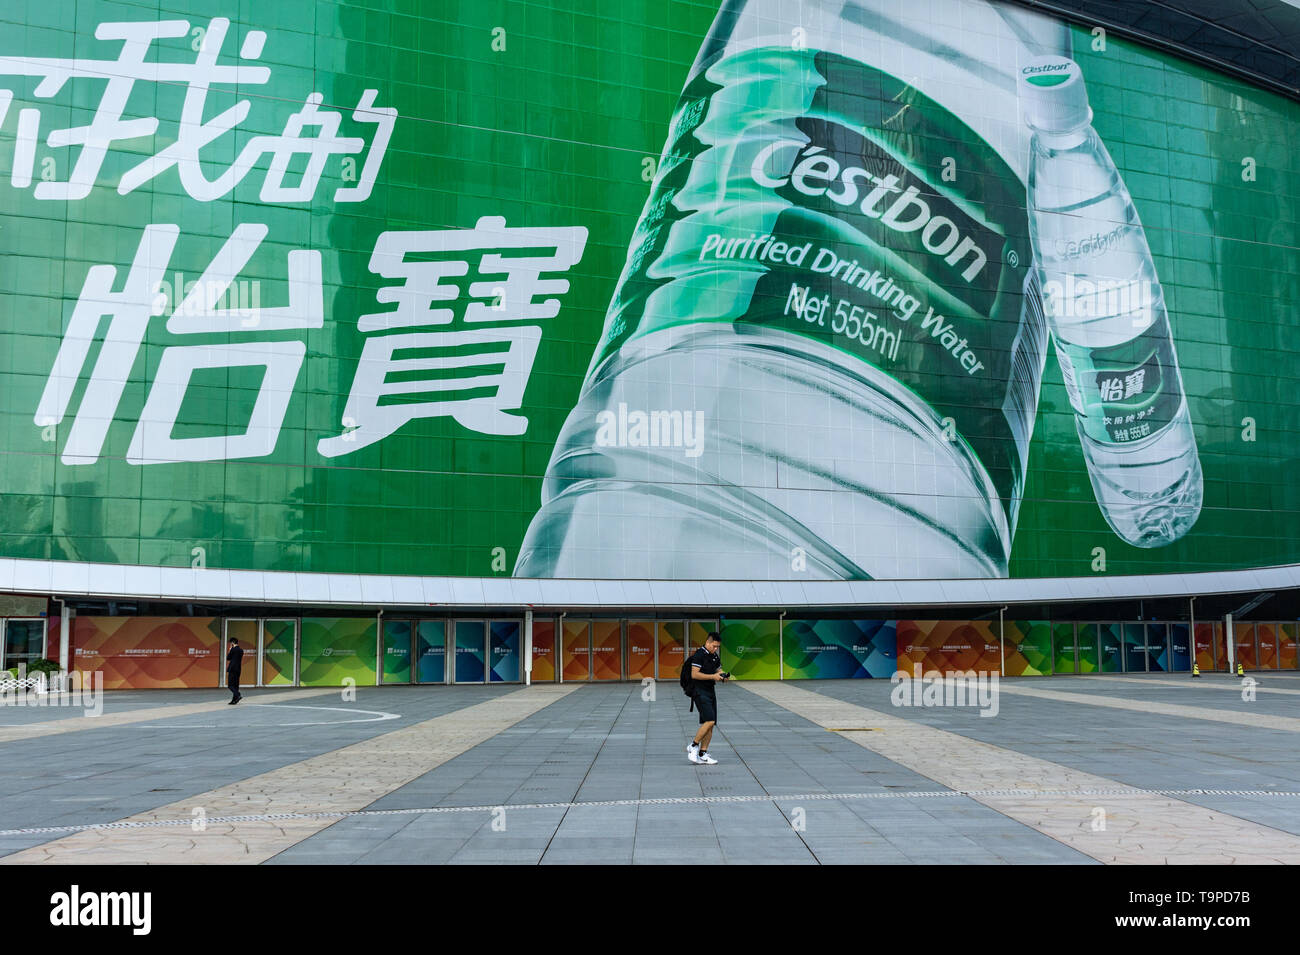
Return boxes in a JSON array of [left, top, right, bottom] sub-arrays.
[[227, 637, 244, 705], [686, 631, 729, 765]]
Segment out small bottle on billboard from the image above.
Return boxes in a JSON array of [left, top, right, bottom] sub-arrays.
[[1021, 56, 1202, 547]]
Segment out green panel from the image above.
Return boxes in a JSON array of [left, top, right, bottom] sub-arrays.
[[1005, 619, 1053, 676], [1052, 621, 1078, 674], [261, 618, 296, 686], [299, 617, 377, 687], [382, 619, 412, 684], [1077, 623, 1100, 673], [718, 619, 780, 681]]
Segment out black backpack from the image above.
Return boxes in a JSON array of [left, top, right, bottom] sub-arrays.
[[679, 653, 696, 710]]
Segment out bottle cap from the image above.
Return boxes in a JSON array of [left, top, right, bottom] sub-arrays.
[[1019, 56, 1091, 133]]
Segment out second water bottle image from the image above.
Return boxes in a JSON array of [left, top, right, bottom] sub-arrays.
[[1021, 55, 1203, 547]]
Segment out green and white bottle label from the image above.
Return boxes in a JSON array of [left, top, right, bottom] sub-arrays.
[[593, 47, 1045, 511], [1057, 333, 1181, 444]]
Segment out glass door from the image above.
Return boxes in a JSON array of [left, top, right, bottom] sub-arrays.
[[1193, 623, 1217, 671], [454, 620, 487, 683], [657, 621, 685, 680], [262, 619, 298, 685], [1169, 623, 1191, 672], [627, 620, 656, 681], [489, 620, 521, 683], [530, 617, 557, 682], [591, 619, 622, 681], [2, 618, 45, 672], [223, 618, 298, 686], [1234, 622, 1257, 671], [1098, 623, 1123, 673], [1256, 623, 1279, 670], [561, 619, 590, 682], [1280, 623, 1298, 670], [382, 619, 413, 684], [224, 619, 259, 687], [1146, 623, 1169, 672], [416, 621, 447, 683], [1077, 623, 1100, 673], [1052, 622, 1078, 675], [1122, 623, 1147, 672]]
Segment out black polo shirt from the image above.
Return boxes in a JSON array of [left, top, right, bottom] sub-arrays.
[[689, 646, 720, 695]]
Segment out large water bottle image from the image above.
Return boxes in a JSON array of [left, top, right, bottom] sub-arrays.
[[516, 0, 1069, 580], [1021, 56, 1202, 547]]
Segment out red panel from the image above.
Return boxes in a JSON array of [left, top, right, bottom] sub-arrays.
[[896, 620, 1001, 675], [627, 621, 655, 680], [1234, 623, 1257, 670], [1212, 624, 1228, 671], [531, 619, 556, 682], [657, 622, 685, 681], [1256, 623, 1278, 670], [562, 620, 589, 681], [1193, 623, 1216, 671], [591, 620, 621, 681], [1279, 624, 1297, 670], [73, 617, 222, 689]]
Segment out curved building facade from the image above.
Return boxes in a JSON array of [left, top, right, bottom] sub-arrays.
[[0, 0, 1297, 686]]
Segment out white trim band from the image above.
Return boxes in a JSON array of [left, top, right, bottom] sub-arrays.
[[1, 556, 1297, 608]]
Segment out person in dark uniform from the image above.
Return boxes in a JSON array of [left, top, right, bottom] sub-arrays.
[[226, 637, 244, 705], [686, 631, 729, 765]]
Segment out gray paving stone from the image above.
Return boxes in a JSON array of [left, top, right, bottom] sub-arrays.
[[8, 677, 1296, 863]]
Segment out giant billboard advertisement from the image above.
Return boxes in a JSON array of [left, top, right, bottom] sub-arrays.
[[0, 0, 1296, 584]]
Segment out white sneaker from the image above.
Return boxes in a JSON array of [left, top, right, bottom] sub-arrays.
[[687, 742, 700, 764], [697, 752, 718, 765]]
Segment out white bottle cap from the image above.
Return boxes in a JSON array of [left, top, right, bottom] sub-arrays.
[[1019, 56, 1092, 133]]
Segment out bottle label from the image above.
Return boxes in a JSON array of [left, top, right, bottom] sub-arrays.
[[590, 47, 1043, 510], [1056, 332, 1180, 444]]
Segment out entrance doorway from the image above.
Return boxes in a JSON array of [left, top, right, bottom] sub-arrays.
[[223, 618, 299, 687]]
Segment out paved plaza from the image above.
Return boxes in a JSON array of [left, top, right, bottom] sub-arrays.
[[1, 673, 1299, 864]]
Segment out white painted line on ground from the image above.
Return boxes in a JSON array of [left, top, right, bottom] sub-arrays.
[[0, 787, 1296, 839], [135, 704, 402, 728]]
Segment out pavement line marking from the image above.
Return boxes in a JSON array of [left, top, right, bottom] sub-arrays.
[[0, 683, 581, 865], [1085, 675, 1300, 696], [1, 787, 1296, 838], [0, 687, 344, 742], [262, 704, 400, 726], [741, 680, 1300, 864], [135, 704, 401, 728], [986, 681, 1300, 732]]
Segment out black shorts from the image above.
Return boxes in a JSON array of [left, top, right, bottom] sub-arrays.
[[694, 689, 717, 724]]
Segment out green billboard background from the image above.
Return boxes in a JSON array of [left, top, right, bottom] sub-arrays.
[[300, 616, 377, 686], [0, 0, 1296, 582]]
